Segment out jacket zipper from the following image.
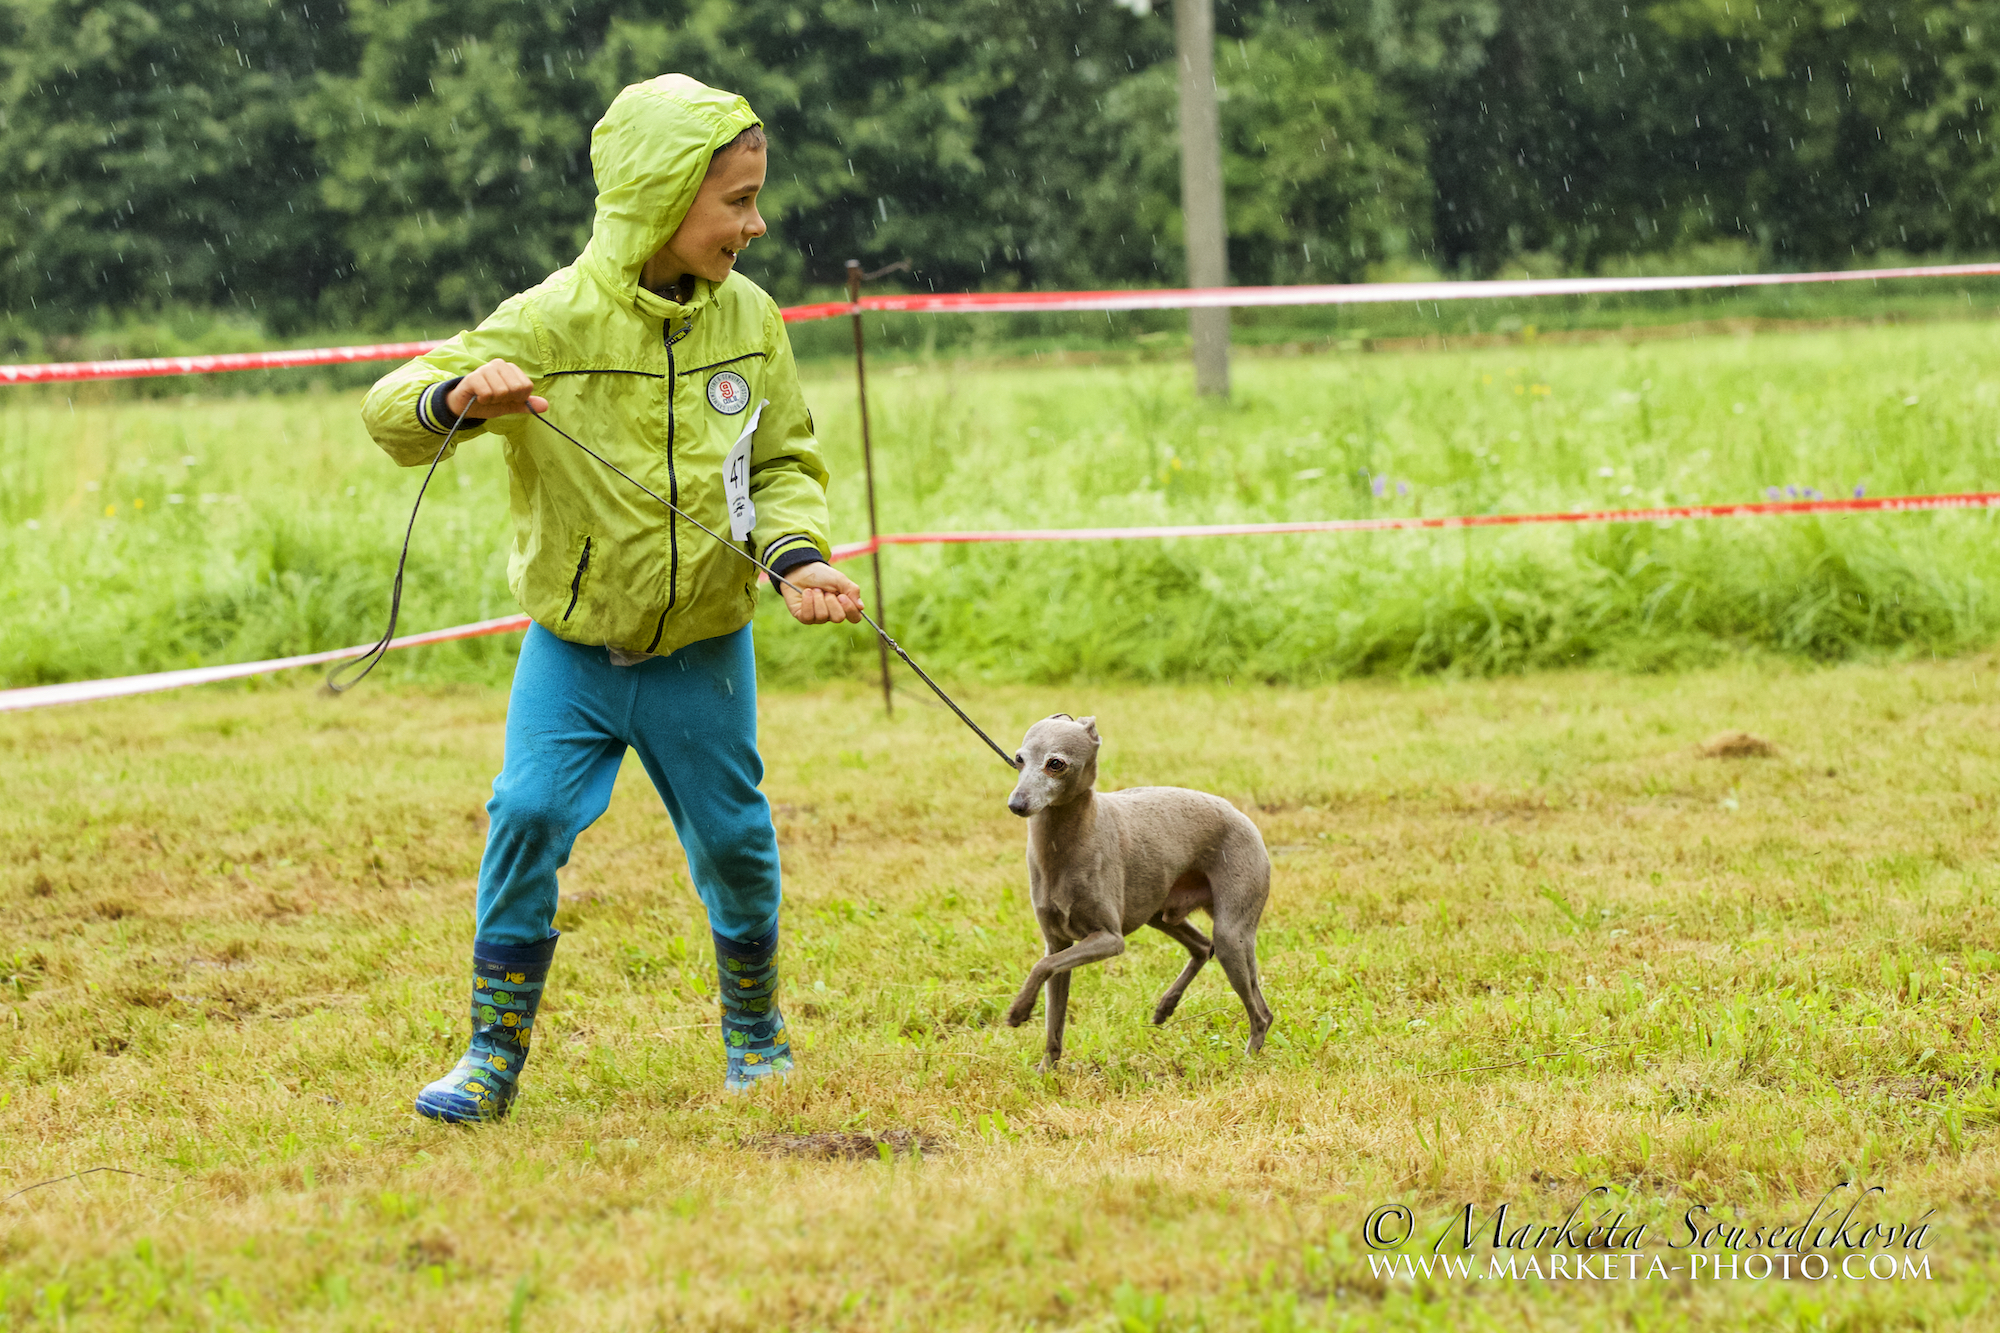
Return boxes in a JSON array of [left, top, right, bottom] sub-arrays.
[[562, 537, 592, 621], [646, 323, 685, 653]]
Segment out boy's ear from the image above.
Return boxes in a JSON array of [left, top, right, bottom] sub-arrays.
[[1079, 716, 1100, 743]]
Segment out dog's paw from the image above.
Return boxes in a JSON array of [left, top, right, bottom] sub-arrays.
[[1151, 997, 1180, 1025], [1004, 1003, 1034, 1027]]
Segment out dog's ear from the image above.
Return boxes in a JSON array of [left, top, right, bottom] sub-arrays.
[[1079, 716, 1100, 744]]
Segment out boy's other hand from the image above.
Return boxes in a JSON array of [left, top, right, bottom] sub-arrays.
[[779, 562, 864, 625], [446, 359, 549, 418]]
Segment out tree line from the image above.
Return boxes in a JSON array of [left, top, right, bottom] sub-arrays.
[[2, 0, 1996, 336]]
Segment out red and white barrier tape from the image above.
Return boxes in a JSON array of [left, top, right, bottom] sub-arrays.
[[6, 490, 1997, 714], [780, 260, 2000, 323], [0, 340, 443, 387], [823, 490, 2000, 556], [0, 614, 529, 713], [4, 261, 1998, 385]]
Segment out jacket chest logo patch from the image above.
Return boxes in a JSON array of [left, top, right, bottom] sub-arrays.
[[706, 370, 751, 415]]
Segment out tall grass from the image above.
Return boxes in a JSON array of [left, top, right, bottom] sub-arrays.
[[5, 319, 2000, 689]]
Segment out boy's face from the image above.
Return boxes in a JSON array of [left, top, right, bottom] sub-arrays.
[[646, 144, 768, 290]]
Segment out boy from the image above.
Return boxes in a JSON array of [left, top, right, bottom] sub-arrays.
[[362, 74, 863, 1122]]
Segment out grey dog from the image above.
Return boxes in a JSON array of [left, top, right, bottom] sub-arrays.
[[1003, 714, 1273, 1067]]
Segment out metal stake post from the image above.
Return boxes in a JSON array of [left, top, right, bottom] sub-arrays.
[[846, 259, 893, 716]]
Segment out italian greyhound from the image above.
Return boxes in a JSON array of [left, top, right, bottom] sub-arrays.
[[1003, 714, 1273, 1068]]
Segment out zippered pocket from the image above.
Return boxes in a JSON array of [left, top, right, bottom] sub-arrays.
[[562, 536, 593, 622]]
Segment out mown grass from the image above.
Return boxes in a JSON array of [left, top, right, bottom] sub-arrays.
[[6, 315, 2000, 691], [2, 657, 1998, 1328]]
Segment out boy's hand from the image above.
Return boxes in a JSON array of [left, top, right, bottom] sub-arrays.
[[445, 359, 549, 418], [779, 562, 864, 625]]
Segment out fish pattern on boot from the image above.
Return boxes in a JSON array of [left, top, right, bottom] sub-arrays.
[[415, 936, 556, 1122], [714, 927, 792, 1091]]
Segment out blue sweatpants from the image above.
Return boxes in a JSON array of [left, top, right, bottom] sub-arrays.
[[474, 621, 781, 947]]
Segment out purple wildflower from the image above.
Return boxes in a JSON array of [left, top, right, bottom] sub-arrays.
[[1854, 483, 1867, 498], [1371, 475, 1386, 498], [1765, 487, 1782, 501]]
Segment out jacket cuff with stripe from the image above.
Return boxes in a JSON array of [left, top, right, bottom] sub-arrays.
[[416, 378, 466, 435], [763, 536, 826, 584]]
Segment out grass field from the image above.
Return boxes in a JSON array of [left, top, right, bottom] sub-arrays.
[[3, 655, 1999, 1329], [6, 316, 2000, 691]]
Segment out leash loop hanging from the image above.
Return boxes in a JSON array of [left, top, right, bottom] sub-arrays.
[[326, 397, 480, 693], [525, 411, 1019, 770]]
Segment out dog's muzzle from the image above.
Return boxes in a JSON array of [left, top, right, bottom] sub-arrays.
[[1006, 793, 1032, 817]]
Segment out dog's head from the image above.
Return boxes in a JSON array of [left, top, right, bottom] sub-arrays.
[[1007, 714, 1101, 817]]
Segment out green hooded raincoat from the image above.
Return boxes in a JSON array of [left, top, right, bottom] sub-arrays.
[[361, 75, 830, 658]]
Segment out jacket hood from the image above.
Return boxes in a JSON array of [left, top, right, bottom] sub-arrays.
[[577, 74, 761, 324]]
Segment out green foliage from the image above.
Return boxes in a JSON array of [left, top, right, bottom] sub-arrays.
[[272, 0, 1182, 321], [0, 0, 348, 332], [1089, 15, 1434, 284], [6, 0, 2000, 335], [1423, 0, 2000, 272], [307, 0, 603, 330], [1659, 0, 2000, 261]]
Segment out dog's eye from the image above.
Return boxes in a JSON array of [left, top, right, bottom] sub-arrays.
[[1045, 757, 1068, 773]]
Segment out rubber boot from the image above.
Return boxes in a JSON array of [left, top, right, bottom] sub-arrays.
[[415, 933, 559, 1123], [715, 926, 793, 1091]]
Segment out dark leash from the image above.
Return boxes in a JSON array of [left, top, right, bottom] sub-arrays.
[[324, 401, 475, 693], [330, 396, 1021, 771]]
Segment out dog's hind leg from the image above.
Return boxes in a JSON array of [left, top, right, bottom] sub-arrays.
[[1041, 970, 1071, 1071], [1211, 928, 1273, 1053], [1146, 916, 1213, 1025], [1208, 838, 1274, 1053]]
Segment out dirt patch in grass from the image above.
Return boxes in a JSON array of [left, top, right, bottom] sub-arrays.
[[747, 1130, 942, 1160], [1699, 728, 1779, 758]]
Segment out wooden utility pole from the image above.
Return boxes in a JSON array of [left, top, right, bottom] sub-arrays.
[[845, 259, 893, 716], [1173, 0, 1230, 397]]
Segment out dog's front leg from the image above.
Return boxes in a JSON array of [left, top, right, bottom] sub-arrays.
[[1006, 931, 1125, 1028], [1041, 971, 1071, 1070]]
